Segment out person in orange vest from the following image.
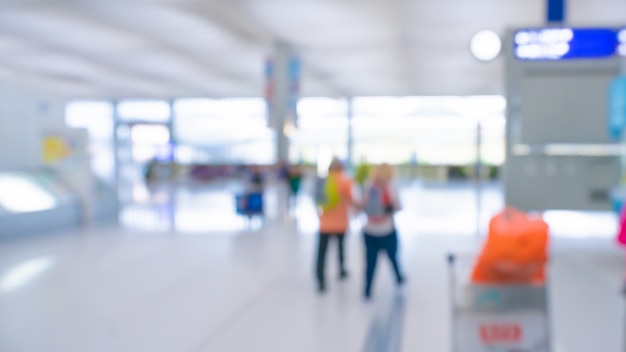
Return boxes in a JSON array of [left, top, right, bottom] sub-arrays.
[[316, 158, 358, 293]]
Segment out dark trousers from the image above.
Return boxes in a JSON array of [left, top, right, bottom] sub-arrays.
[[316, 233, 346, 284], [364, 230, 403, 296]]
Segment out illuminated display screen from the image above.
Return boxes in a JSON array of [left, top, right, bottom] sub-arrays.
[[618, 29, 626, 57], [514, 28, 618, 60]]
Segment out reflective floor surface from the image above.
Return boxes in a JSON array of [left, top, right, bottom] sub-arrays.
[[0, 180, 623, 351]]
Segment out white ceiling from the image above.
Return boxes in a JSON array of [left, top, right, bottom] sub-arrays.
[[0, 0, 625, 99]]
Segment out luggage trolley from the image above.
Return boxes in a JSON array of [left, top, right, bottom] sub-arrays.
[[235, 192, 264, 219], [447, 253, 552, 352]]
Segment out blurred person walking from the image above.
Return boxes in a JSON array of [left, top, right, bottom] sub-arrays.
[[315, 158, 357, 293], [247, 165, 265, 194], [287, 163, 303, 211], [362, 163, 405, 299]]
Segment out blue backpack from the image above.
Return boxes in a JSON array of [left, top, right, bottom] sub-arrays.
[[365, 185, 391, 217]]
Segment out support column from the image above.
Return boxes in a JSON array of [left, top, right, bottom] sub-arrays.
[[475, 121, 482, 237], [167, 99, 176, 161], [347, 97, 354, 172], [266, 42, 300, 163], [167, 99, 176, 231], [112, 100, 121, 190]]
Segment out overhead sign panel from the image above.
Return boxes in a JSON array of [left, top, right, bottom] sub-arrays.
[[514, 28, 618, 60], [618, 29, 626, 57]]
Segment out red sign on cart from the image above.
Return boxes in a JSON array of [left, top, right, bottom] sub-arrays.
[[479, 323, 522, 343], [456, 311, 548, 352]]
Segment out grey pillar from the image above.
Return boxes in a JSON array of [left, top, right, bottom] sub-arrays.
[[347, 97, 354, 171], [267, 42, 299, 163], [112, 100, 121, 190], [266, 42, 300, 161], [167, 99, 176, 159], [475, 121, 483, 237]]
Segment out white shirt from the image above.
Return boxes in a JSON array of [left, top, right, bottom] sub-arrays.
[[363, 182, 401, 236]]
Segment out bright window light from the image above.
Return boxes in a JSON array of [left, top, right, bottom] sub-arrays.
[[175, 98, 269, 143], [0, 173, 58, 213], [66, 101, 114, 141], [66, 101, 116, 182], [174, 98, 274, 164], [291, 98, 349, 164], [351, 97, 419, 118], [131, 124, 170, 145], [118, 100, 171, 122], [1, 257, 53, 292], [297, 115, 349, 129], [173, 98, 213, 117], [297, 98, 347, 118], [449, 96, 506, 117], [174, 98, 266, 119], [471, 30, 502, 61], [176, 117, 268, 144], [317, 148, 333, 177], [349, 96, 505, 165]]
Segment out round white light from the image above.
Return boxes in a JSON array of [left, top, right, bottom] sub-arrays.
[[470, 30, 502, 61]]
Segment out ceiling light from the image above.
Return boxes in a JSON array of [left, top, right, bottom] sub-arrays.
[[470, 30, 502, 61]]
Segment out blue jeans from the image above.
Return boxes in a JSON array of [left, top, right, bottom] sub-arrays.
[[364, 230, 403, 297]]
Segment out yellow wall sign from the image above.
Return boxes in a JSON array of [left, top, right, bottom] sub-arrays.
[[42, 136, 72, 164]]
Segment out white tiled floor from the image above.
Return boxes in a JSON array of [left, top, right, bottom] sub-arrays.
[[0, 180, 624, 351]]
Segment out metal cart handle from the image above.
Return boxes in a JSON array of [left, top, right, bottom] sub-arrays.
[[447, 253, 456, 265]]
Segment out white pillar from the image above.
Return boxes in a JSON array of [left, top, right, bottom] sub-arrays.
[[347, 97, 354, 171], [475, 121, 483, 237], [112, 100, 121, 188], [266, 42, 299, 163]]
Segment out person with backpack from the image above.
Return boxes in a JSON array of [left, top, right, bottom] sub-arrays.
[[362, 163, 405, 299], [315, 158, 357, 293]]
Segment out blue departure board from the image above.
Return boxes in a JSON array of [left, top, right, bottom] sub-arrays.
[[514, 28, 618, 60]]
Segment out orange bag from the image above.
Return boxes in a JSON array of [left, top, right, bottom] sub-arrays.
[[471, 207, 549, 284]]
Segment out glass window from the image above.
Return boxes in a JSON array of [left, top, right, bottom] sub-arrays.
[[352, 96, 505, 165], [128, 124, 172, 163], [174, 98, 274, 164], [118, 100, 171, 123], [478, 115, 506, 165], [66, 101, 114, 141], [174, 98, 266, 119], [131, 124, 170, 145], [290, 98, 349, 164], [65, 101, 115, 183]]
